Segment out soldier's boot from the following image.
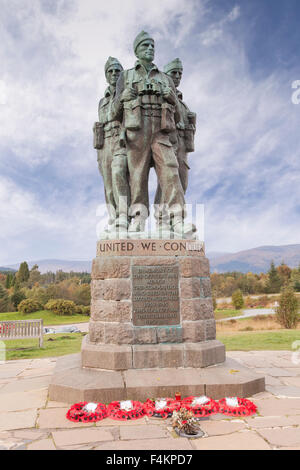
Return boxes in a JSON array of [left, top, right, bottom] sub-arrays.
[[172, 216, 197, 240], [153, 202, 170, 231], [128, 215, 146, 233], [115, 214, 129, 230]]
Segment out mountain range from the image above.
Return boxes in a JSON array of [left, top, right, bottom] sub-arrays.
[[3, 259, 91, 274], [209, 244, 300, 273], [2, 244, 300, 274]]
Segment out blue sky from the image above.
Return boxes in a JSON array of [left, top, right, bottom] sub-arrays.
[[0, 0, 299, 265]]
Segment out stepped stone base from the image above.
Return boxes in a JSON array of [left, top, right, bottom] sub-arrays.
[[49, 353, 265, 403], [81, 336, 225, 370]]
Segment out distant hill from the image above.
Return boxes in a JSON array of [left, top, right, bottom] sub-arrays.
[[206, 251, 232, 260], [5, 259, 91, 274], [209, 244, 300, 273], [0, 267, 16, 273], [3, 244, 300, 275]]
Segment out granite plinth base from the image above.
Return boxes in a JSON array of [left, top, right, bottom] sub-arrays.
[[81, 336, 226, 370], [48, 353, 265, 403]]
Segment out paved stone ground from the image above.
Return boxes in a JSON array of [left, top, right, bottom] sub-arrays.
[[0, 351, 300, 450]]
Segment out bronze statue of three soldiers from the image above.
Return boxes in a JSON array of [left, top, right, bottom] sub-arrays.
[[94, 31, 196, 239]]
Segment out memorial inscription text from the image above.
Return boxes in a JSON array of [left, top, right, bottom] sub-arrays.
[[132, 265, 180, 326]]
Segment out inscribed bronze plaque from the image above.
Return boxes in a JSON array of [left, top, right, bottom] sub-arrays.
[[132, 265, 180, 326]]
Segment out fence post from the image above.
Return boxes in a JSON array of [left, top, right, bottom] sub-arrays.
[[39, 320, 44, 348]]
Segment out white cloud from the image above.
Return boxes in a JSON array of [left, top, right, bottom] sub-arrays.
[[0, 80, 7, 105], [0, 175, 107, 264], [200, 4, 241, 46]]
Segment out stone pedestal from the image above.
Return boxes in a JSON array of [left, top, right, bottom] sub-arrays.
[[49, 240, 265, 402]]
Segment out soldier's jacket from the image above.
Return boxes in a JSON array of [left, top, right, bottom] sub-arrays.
[[98, 85, 122, 135], [113, 60, 181, 129], [176, 90, 190, 130], [173, 89, 196, 155]]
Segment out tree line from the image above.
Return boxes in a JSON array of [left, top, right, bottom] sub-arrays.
[[0, 262, 91, 313], [211, 262, 300, 298]]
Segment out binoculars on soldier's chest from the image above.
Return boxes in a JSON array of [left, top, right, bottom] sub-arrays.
[[137, 79, 162, 96]]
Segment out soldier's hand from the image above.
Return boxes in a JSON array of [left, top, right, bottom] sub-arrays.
[[162, 87, 176, 105], [121, 88, 138, 102]]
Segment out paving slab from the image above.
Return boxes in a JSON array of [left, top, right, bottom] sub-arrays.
[[264, 376, 284, 386], [245, 415, 300, 428], [29, 358, 56, 367], [256, 368, 298, 378], [120, 424, 169, 440], [96, 417, 148, 427], [269, 358, 298, 368], [199, 420, 246, 436], [256, 398, 300, 416], [0, 369, 26, 380], [46, 400, 71, 408], [0, 410, 37, 431], [282, 377, 300, 387], [59, 444, 95, 450], [94, 437, 193, 450], [284, 368, 300, 377], [13, 430, 48, 440], [0, 439, 25, 450], [37, 407, 94, 429], [18, 367, 55, 378], [0, 376, 51, 394], [0, 389, 48, 412], [241, 358, 274, 368], [27, 439, 56, 450], [249, 391, 275, 400], [266, 385, 300, 398], [192, 430, 271, 450], [257, 427, 300, 447], [278, 446, 300, 450], [52, 428, 115, 447]]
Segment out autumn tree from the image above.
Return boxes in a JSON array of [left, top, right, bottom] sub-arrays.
[[28, 264, 41, 287], [232, 289, 244, 310], [276, 287, 299, 329], [17, 262, 30, 283], [266, 262, 282, 293], [0, 284, 9, 313], [277, 263, 292, 287], [5, 273, 14, 289], [290, 266, 300, 292]]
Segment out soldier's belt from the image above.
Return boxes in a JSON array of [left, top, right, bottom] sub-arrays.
[[141, 107, 162, 118], [103, 121, 121, 131], [104, 129, 121, 139]]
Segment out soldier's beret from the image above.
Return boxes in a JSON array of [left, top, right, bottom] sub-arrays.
[[164, 58, 183, 74], [105, 57, 123, 74], [133, 31, 154, 54]]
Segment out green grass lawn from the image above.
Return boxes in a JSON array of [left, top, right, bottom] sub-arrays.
[[214, 309, 242, 320], [2, 333, 86, 360], [0, 310, 89, 326], [217, 329, 300, 351]]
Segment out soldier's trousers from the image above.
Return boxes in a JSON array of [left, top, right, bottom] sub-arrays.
[[97, 135, 130, 223], [154, 133, 188, 215], [125, 114, 185, 219]]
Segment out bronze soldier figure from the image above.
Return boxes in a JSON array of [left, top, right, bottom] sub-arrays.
[[163, 58, 196, 194], [94, 57, 130, 234], [114, 31, 186, 235], [154, 58, 196, 236]]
